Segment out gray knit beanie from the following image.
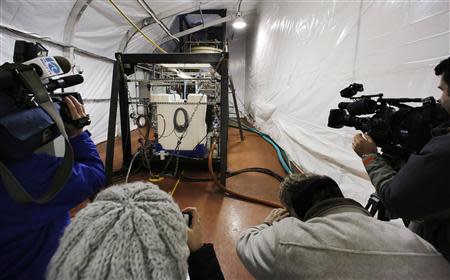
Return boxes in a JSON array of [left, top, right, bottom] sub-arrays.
[[47, 181, 190, 280]]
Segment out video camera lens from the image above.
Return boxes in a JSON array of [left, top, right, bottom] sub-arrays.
[[328, 109, 346, 128]]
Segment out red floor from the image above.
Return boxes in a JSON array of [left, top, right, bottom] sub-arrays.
[[95, 126, 286, 279]]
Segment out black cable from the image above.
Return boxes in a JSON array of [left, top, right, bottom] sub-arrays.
[[230, 167, 284, 182], [136, 114, 147, 128], [165, 167, 284, 183], [173, 107, 189, 132], [192, 133, 209, 151], [161, 136, 183, 175], [237, 0, 243, 13], [141, 145, 154, 177], [156, 113, 166, 139]]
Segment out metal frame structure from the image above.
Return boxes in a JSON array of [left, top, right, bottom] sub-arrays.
[[105, 52, 229, 186]]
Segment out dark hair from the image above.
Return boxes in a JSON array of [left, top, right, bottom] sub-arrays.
[[280, 173, 343, 220], [435, 57, 450, 87]]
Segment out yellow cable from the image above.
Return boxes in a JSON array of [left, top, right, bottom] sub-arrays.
[[108, 0, 167, 53], [148, 176, 164, 182], [170, 175, 183, 196]]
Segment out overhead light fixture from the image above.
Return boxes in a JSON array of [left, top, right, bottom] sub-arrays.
[[232, 12, 247, 29]]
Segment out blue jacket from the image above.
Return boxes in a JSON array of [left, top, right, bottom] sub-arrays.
[[0, 131, 106, 280]]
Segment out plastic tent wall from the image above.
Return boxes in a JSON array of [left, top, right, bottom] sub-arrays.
[[1, 1, 449, 204], [0, 0, 252, 144], [244, 1, 449, 203]]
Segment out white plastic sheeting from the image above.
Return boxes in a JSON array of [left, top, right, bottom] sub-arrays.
[[0, 0, 448, 202], [0, 29, 63, 62], [245, 1, 449, 204], [73, 1, 147, 57], [229, 36, 247, 116], [0, 0, 257, 144], [70, 52, 114, 143], [0, 1, 74, 43]]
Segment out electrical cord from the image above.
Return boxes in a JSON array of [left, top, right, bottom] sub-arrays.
[[170, 171, 184, 196], [237, 0, 243, 12], [164, 167, 284, 183], [126, 150, 141, 183], [156, 114, 167, 139], [173, 107, 189, 132], [208, 142, 282, 208], [136, 114, 148, 129], [108, 0, 167, 53], [230, 168, 284, 182]]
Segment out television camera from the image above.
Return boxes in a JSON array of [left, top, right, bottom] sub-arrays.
[[328, 83, 449, 165], [0, 40, 88, 204]]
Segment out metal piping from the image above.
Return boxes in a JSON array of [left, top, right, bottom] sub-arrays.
[[136, 0, 179, 43], [118, 1, 220, 52], [63, 0, 93, 45]]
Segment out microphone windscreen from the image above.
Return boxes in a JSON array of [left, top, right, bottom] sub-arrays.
[[54, 56, 71, 74], [63, 74, 84, 85]]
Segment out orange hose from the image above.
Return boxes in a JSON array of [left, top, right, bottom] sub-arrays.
[[208, 143, 282, 208]]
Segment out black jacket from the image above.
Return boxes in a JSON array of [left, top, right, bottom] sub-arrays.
[[188, 243, 225, 280], [364, 126, 450, 260]]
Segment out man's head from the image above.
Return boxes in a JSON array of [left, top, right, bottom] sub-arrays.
[[279, 173, 344, 220], [435, 57, 450, 115], [47, 181, 190, 280]]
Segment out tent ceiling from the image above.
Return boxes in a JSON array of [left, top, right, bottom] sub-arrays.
[[1, 0, 258, 60]]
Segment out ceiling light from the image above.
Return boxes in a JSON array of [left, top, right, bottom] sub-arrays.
[[232, 13, 247, 29]]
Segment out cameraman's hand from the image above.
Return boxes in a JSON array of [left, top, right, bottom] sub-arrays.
[[64, 96, 86, 138], [263, 208, 290, 226], [183, 207, 203, 252], [352, 133, 377, 157]]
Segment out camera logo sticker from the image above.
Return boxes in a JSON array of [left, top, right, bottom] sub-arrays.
[[41, 57, 63, 76]]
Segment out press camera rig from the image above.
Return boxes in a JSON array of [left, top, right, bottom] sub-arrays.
[[328, 83, 448, 164]]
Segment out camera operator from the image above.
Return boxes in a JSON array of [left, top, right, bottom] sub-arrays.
[[352, 57, 450, 261], [0, 96, 106, 280]]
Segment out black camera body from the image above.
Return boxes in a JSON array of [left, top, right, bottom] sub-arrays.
[[0, 40, 86, 162], [328, 83, 449, 163]]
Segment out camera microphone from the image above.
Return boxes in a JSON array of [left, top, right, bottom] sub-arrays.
[[45, 74, 84, 92], [23, 56, 71, 79]]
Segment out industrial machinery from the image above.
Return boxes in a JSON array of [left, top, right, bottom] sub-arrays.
[[105, 52, 229, 185]]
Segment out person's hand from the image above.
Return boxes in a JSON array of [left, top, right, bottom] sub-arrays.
[[183, 207, 203, 252], [352, 133, 377, 158], [263, 208, 290, 226], [64, 96, 86, 138]]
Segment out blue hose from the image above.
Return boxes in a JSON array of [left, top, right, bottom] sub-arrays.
[[245, 126, 293, 174]]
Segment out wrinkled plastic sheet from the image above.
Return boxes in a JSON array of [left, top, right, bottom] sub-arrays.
[[245, 1, 449, 204]]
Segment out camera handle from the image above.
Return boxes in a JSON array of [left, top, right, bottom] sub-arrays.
[[0, 68, 74, 204]]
